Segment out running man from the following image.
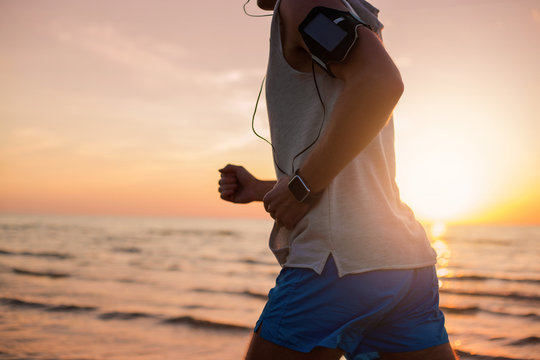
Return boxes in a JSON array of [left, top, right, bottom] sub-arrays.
[[219, 0, 457, 359]]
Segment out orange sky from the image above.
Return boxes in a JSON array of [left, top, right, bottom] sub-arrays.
[[1, 0, 539, 224]]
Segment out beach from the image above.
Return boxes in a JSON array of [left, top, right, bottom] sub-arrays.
[[0, 214, 539, 360]]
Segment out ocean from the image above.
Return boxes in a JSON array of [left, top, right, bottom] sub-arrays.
[[0, 213, 538, 360]]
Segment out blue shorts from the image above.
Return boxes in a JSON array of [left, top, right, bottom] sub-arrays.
[[254, 255, 448, 360]]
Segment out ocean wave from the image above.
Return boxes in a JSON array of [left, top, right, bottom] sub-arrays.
[[485, 310, 540, 321], [241, 289, 268, 300], [0, 223, 42, 231], [110, 246, 142, 254], [440, 305, 481, 315], [115, 277, 143, 284], [441, 274, 540, 284], [48, 304, 97, 312], [0, 297, 46, 309], [0, 348, 94, 360], [0, 248, 73, 260], [455, 349, 528, 360], [98, 310, 251, 331], [439, 289, 540, 302], [441, 305, 540, 321], [146, 228, 239, 238], [99, 311, 156, 320], [198, 256, 277, 269], [509, 336, 540, 346], [182, 304, 222, 310], [0, 297, 251, 332], [522, 313, 540, 321], [469, 238, 514, 246], [191, 287, 267, 300], [238, 257, 276, 266], [162, 315, 250, 331], [0, 297, 96, 312], [12, 268, 70, 279], [0, 222, 94, 234]]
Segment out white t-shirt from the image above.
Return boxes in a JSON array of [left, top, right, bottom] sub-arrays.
[[266, 0, 437, 277]]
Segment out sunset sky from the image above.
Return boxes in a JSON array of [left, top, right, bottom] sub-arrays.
[[1, 0, 539, 224]]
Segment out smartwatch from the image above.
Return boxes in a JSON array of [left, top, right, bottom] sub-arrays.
[[288, 170, 315, 203]]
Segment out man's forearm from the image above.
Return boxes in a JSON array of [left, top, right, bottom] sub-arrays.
[[298, 71, 403, 194]]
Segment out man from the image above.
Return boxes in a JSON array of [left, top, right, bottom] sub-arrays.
[[218, 0, 457, 359]]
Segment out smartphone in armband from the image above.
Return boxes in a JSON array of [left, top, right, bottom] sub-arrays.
[[298, 6, 373, 77]]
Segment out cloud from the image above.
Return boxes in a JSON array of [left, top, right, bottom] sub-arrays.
[[31, 21, 270, 167], [213, 69, 264, 85], [50, 21, 266, 128], [53, 23, 192, 84], [1, 128, 66, 157], [52, 22, 264, 88]]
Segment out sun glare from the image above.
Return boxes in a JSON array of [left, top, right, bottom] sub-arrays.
[[430, 221, 447, 238], [398, 147, 484, 222]]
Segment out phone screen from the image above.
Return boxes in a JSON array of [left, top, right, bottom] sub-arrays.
[[303, 13, 347, 51]]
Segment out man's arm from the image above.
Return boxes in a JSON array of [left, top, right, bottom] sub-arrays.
[[263, 0, 403, 226], [219, 164, 276, 203], [281, 0, 403, 192]]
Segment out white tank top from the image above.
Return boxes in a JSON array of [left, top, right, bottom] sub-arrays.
[[266, 0, 437, 276]]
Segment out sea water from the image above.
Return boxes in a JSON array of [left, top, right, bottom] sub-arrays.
[[0, 214, 538, 360]]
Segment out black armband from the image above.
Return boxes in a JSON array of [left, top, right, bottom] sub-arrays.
[[298, 6, 373, 77]]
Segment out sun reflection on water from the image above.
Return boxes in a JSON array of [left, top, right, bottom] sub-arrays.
[[429, 221, 452, 288], [430, 221, 447, 238]]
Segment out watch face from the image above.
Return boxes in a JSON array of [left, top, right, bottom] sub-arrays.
[[288, 175, 310, 202]]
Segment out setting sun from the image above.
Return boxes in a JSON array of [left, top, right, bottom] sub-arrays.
[[397, 147, 482, 222]]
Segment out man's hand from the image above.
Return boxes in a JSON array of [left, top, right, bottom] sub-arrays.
[[218, 164, 275, 204], [263, 176, 311, 229]]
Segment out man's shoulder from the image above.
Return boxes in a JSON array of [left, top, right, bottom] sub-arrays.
[[279, 0, 349, 24]]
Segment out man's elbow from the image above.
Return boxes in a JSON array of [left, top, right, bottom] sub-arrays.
[[387, 71, 404, 106], [354, 67, 404, 130], [364, 67, 404, 110]]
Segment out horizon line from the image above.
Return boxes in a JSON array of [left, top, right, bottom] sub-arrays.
[[1, 210, 539, 227]]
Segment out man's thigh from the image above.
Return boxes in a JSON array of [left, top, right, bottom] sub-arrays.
[[380, 342, 457, 360], [245, 330, 345, 360]]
